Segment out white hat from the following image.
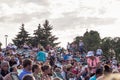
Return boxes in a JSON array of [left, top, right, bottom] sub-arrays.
[[86, 51, 94, 57]]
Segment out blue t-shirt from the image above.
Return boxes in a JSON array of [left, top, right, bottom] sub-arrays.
[[63, 54, 71, 60], [36, 51, 46, 62], [89, 75, 96, 80], [19, 69, 32, 80]]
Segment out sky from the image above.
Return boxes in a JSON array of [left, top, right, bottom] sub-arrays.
[[0, 0, 120, 48]]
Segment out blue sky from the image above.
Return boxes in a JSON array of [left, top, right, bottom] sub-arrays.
[[0, 0, 120, 48]]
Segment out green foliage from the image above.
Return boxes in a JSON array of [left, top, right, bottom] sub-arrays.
[[73, 30, 120, 61], [42, 20, 59, 47], [112, 37, 120, 61], [100, 37, 120, 61], [31, 20, 59, 48], [0, 42, 2, 46], [32, 24, 44, 47], [13, 24, 30, 48], [13, 20, 59, 48], [73, 30, 101, 52], [83, 30, 101, 51], [101, 37, 113, 58]]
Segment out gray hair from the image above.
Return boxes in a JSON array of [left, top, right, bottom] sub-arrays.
[[1, 61, 9, 68]]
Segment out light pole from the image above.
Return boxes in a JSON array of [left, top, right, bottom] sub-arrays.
[[5, 35, 8, 48]]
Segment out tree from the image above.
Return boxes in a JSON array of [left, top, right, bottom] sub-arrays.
[[101, 37, 113, 58], [32, 24, 44, 47], [112, 37, 120, 61], [72, 30, 120, 61], [83, 30, 101, 51], [0, 42, 2, 47], [13, 24, 30, 48], [32, 20, 59, 48], [42, 20, 59, 47], [101, 37, 120, 60]]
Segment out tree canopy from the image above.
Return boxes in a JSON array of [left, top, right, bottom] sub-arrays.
[[13, 24, 30, 48], [13, 20, 59, 48], [83, 30, 101, 51], [73, 30, 120, 61]]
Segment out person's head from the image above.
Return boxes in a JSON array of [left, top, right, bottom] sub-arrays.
[[40, 48, 43, 51], [106, 60, 111, 66], [32, 64, 40, 74], [1, 61, 9, 71], [53, 77, 61, 80], [41, 65, 51, 75], [22, 74, 35, 80], [86, 51, 95, 59], [89, 52, 95, 59], [62, 65, 67, 72], [96, 68, 103, 77], [54, 68, 61, 73], [73, 61, 77, 66], [23, 59, 32, 71], [67, 72, 75, 78], [104, 65, 112, 75], [10, 56, 15, 61], [66, 64, 72, 72]]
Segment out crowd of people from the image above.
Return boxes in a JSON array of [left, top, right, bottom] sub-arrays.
[[0, 41, 120, 80]]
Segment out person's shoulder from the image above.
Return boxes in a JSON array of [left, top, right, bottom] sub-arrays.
[[89, 75, 96, 80], [37, 51, 42, 54], [19, 70, 29, 80], [39, 51, 45, 53], [19, 70, 25, 76]]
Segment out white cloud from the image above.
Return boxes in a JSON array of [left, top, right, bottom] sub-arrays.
[[0, 2, 46, 16], [0, 0, 120, 48], [49, 0, 80, 19]]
